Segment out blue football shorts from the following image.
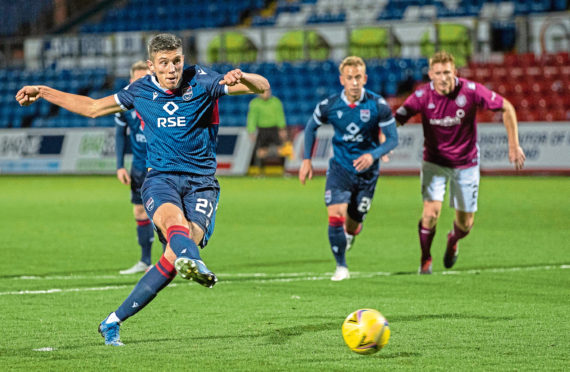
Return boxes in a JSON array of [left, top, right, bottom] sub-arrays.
[[141, 170, 220, 248], [421, 161, 480, 213], [130, 166, 148, 205], [324, 159, 379, 223]]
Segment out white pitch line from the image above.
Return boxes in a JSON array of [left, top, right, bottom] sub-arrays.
[[0, 264, 567, 296]]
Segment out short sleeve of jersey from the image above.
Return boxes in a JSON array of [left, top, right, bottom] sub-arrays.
[[473, 82, 504, 111], [395, 89, 423, 124], [115, 81, 141, 111], [311, 98, 330, 126], [195, 65, 226, 99], [376, 97, 396, 127]]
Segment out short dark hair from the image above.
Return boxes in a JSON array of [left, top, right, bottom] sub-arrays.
[[147, 33, 182, 60]]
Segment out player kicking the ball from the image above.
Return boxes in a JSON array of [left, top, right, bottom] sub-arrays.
[[16, 33, 269, 345], [395, 51, 525, 274]]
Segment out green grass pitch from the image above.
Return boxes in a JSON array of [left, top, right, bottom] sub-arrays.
[[0, 175, 568, 371]]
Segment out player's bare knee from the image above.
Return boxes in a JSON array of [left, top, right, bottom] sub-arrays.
[[133, 205, 147, 220], [422, 209, 440, 227], [153, 204, 186, 231], [456, 214, 474, 231]]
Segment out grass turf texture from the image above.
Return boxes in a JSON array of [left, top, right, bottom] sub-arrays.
[[0, 175, 568, 371]]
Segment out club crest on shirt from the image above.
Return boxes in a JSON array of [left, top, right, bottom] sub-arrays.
[[337, 110, 343, 119], [415, 90, 424, 97], [360, 109, 370, 122], [182, 85, 193, 101], [456, 94, 467, 107], [428, 102, 435, 109]]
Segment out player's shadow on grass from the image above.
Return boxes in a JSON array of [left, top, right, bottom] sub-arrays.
[[390, 313, 514, 322], [165, 321, 339, 345], [238, 259, 331, 269]]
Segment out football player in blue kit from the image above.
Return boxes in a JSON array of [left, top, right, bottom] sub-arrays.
[[115, 60, 160, 275], [299, 56, 398, 281], [16, 33, 270, 346]]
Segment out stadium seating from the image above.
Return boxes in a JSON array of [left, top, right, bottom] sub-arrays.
[[81, 0, 266, 33], [460, 51, 570, 122], [1, 57, 429, 128], [3, 48, 568, 128], [255, 0, 567, 27]]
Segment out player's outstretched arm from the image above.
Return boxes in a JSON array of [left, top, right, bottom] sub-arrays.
[[220, 69, 270, 95], [501, 98, 526, 170], [16, 85, 122, 118]]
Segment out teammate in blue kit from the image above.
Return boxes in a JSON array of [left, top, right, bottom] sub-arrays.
[[16, 33, 270, 346], [115, 61, 159, 275], [299, 56, 398, 281]]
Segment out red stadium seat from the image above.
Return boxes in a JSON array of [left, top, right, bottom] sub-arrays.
[[495, 83, 509, 96], [458, 67, 474, 80], [524, 66, 541, 81], [542, 66, 560, 80], [530, 82, 543, 94], [503, 53, 518, 67], [475, 66, 491, 81], [491, 67, 508, 80], [518, 97, 533, 109], [518, 53, 536, 67], [508, 67, 525, 81], [512, 82, 530, 95], [555, 52, 569, 66], [547, 108, 563, 121]]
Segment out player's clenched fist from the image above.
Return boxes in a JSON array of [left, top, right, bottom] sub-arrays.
[[219, 69, 243, 86], [15, 86, 40, 106]]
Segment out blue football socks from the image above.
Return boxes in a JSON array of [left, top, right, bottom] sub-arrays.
[[329, 216, 347, 267], [115, 255, 176, 321], [136, 219, 154, 266], [166, 225, 200, 259]]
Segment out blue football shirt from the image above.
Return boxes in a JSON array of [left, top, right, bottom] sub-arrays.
[[115, 65, 227, 175], [115, 110, 147, 171], [306, 88, 396, 174]]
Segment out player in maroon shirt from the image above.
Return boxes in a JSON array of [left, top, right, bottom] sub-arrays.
[[395, 51, 526, 274]]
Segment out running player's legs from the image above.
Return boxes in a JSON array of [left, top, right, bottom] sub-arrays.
[[346, 174, 378, 233], [126, 167, 154, 270], [420, 161, 451, 228], [442, 165, 479, 268], [418, 161, 451, 273], [325, 160, 354, 280], [449, 164, 479, 230]]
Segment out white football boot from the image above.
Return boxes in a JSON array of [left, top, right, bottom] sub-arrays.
[[119, 261, 150, 275], [331, 266, 350, 281]]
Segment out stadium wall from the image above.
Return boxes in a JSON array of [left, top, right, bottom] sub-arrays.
[[285, 122, 570, 175], [20, 12, 569, 74], [0, 127, 253, 175]]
